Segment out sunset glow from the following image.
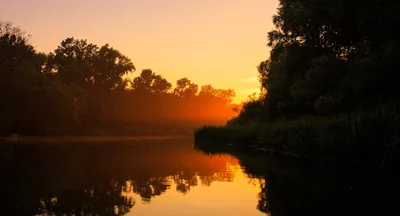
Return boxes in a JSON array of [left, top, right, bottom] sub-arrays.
[[1, 0, 398, 215], [128, 164, 265, 216], [0, 0, 279, 103]]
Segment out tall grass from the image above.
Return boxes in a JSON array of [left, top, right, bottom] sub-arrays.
[[195, 108, 400, 167]]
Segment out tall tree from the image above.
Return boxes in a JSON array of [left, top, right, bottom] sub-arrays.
[[255, 0, 400, 119], [51, 38, 98, 87], [93, 44, 135, 91], [132, 69, 172, 94], [173, 78, 198, 98], [49, 38, 135, 91]]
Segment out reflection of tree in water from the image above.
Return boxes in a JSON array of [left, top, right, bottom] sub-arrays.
[[199, 169, 235, 186], [241, 162, 400, 216], [132, 177, 171, 203], [256, 179, 269, 215], [39, 180, 135, 216], [173, 173, 198, 194], [35, 170, 237, 215], [0, 144, 239, 215]]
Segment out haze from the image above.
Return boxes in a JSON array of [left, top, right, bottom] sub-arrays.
[[0, 0, 278, 103]]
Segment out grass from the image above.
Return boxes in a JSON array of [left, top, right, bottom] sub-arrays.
[[195, 111, 400, 169]]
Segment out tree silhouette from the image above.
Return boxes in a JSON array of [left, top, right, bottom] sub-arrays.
[[174, 77, 199, 98], [0, 20, 238, 136], [49, 38, 135, 91], [94, 44, 135, 91], [132, 69, 172, 94]]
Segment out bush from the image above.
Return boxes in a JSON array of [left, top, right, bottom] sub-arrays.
[[195, 112, 394, 165]]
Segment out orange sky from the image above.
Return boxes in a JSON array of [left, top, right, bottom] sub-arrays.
[[0, 0, 279, 103]]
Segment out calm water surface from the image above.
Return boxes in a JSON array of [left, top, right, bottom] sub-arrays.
[[0, 137, 267, 216]]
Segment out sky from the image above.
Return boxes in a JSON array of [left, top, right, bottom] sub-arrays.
[[0, 0, 279, 103]]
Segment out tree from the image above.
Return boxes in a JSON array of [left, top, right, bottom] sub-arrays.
[[132, 69, 172, 94], [0, 22, 54, 134], [49, 38, 135, 91], [214, 89, 236, 104], [173, 78, 198, 98], [50, 38, 98, 87], [151, 74, 172, 94], [0, 20, 238, 135], [254, 0, 400, 119], [198, 85, 216, 96], [0, 22, 42, 85], [94, 44, 135, 91]]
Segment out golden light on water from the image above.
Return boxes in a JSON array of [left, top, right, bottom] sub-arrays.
[[117, 162, 267, 216]]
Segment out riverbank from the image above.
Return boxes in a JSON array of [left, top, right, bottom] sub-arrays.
[[3, 119, 227, 138], [195, 122, 400, 216], [195, 137, 400, 216], [194, 111, 400, 180]]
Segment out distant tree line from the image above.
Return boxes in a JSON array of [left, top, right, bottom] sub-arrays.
[[0, 21, 236, 136]]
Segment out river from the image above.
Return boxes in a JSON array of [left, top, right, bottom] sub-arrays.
[[1, 136, 397, 216], [0, 137, 267, 216]]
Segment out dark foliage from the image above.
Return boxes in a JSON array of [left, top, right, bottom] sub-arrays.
[[195, 0, 400, 184], [0, 22, 236, 136]]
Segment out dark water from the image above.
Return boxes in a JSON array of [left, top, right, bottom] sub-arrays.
[[0, 137, 266, 216], [1, 137, 398, 216]]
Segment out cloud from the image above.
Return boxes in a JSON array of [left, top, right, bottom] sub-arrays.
[[241, 76, 258, 83]]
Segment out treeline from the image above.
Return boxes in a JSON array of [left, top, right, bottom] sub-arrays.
[[196, 0, 400, 171], [0, 21, 236, 136], [237, 0, 400, 121]]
